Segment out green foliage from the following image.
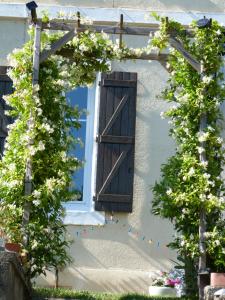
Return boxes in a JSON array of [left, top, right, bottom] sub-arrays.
[[150, 17, 225, 272], [0, 24, 132, 279], [32, 287, 198, 300]]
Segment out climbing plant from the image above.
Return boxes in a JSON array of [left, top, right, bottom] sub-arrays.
[[0, 22, 132, 278], [150, 16, 225, 274]]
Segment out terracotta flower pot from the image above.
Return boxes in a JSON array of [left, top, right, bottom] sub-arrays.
[[210, 273, 225, 287], [4, 242, 21, 253]]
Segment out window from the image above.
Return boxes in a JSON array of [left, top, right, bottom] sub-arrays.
[[63, 74, 105, 225], [67, 86, 88, 202]]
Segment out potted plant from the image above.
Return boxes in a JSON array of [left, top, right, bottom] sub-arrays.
[[149, 269, 183, 297], [205, 220, 225, 287], [0, 204, 22, 254]]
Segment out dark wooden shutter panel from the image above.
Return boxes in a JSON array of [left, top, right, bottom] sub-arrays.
[[94, 71, 137, 212], [0, 68, 13, 156]]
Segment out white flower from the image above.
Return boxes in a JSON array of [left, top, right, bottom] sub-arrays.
[[202, 75, 213, 84], [166, 62, 170, 69], [216, 29, 221, 35], [207, 126, 214, 132], [200, 161, 208, 168], [203, 173, 210, 179], [188, 167, 195, 176], [31, 239, 38, 250], [29, 146, 37, 156], [33, 200, 40, 207], [197, 147, 205, 154], [33, 84, 40, 92], [8, 163, 16, 171], [33, 190, 41, 199], [197, 131, 209, 142], [180, 240, 185, 246], [38, 141, 45, 151], [43, 123, 54, 134], [154, 31, 161, 38], [215, 240, 220, 246], [36, 108, 43, 116], [160, 112, 165, 119], [166, 188, 173, 196], [217, 137, 223, 144]]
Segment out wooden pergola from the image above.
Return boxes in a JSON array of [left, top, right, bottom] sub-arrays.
[[23, 3, 207, 299]]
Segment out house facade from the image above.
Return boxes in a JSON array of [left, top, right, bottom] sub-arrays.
[[0, 0, 225, 294]]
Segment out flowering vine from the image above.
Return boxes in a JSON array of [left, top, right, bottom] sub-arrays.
[[150, 17, 225, 271], [0, 22, 133, 278]]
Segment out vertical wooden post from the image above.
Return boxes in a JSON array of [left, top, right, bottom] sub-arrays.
[[119, 14, 123, 49], [198, 62, 208, 300], [22, 21, 42, 245]]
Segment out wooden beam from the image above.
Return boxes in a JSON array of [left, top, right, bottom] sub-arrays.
[[42, 20, 193, 35], [169, 37, 201, 73], [40, 29, 77, 63], [22, 21, 41, 241], [42, 21, 160, 35], [99, 135, 134, 144], [56, 48, 168, 62], [97, 194, 131, 203]]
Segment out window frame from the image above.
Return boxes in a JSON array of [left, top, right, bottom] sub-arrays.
[[63, 73, 105, 225]]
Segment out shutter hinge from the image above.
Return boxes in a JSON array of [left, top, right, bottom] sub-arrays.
[[98, 81, 101, 86], [96, 135, 99, 142]]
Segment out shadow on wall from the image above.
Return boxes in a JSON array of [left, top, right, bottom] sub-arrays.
[[38, 267, 150, 293], [157, 0, 223, 12]]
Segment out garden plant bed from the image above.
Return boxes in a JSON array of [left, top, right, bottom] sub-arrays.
[[32, 287, 198, 300]]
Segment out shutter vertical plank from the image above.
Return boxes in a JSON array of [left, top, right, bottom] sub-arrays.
[[119, 72, 130, 195], [110, 72, 123, 200], [96, 73, 108, 194], [95, 71, 137, 212], [103, 73, 115, 195], [128, 72, 137, 196]]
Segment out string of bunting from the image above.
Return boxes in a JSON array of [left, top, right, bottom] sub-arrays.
[[74, 214, 170, 250]]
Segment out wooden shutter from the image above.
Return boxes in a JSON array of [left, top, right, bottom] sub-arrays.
[[0, 67, 13, 156], [94, 71, 137, 212]]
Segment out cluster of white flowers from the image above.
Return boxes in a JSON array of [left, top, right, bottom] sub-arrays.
[[202, 75, 213, 84], [188, 167, 195, 176], [197, 146, 205, 154], [197, 131, 210, 142]]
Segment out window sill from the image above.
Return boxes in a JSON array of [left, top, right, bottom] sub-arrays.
[[63, 209, 105, 226]]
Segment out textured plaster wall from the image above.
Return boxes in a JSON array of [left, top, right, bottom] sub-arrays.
[[0, 0, 225, 12], [37, 57, 177, 293], [0, 19, 28, 66]]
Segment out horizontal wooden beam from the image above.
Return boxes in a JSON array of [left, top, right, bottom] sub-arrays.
[[56, 48, 168, 62], [42, 21, 160, 35], [98, 135, 134, 144], [96, 194, 132, 203], [42, 20, 192, 36]]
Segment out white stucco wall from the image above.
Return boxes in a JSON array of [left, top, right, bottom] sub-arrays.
[[1, 0, 225, 294]]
